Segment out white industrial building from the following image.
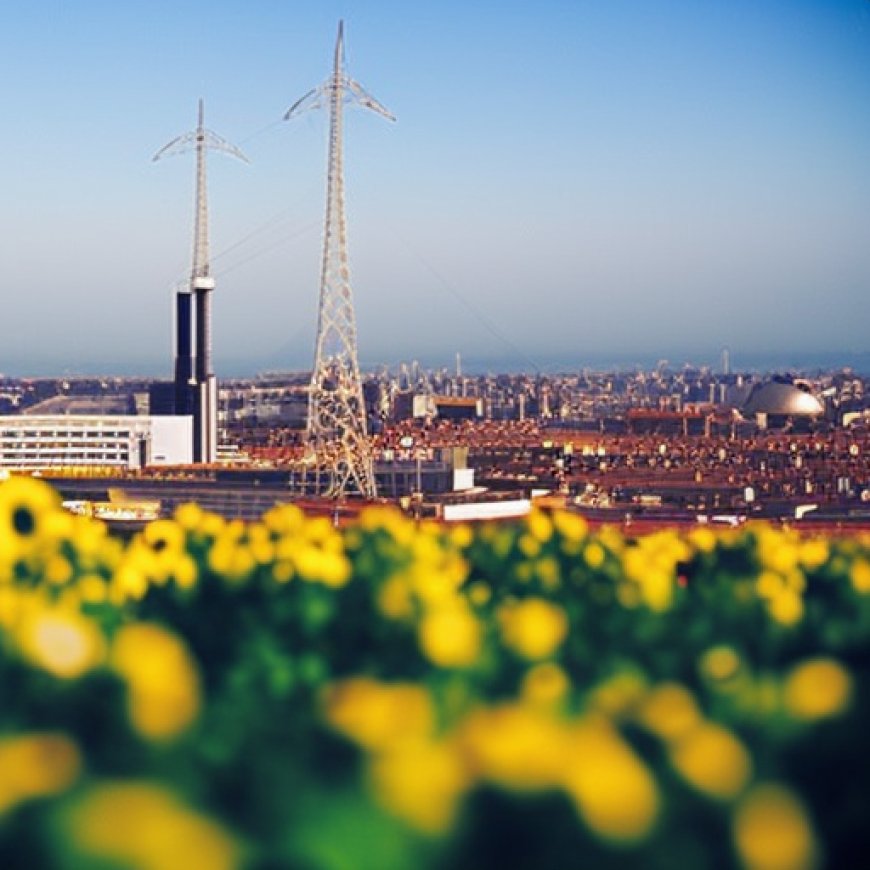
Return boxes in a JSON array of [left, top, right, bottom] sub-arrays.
[[0, 415, 193, 471]]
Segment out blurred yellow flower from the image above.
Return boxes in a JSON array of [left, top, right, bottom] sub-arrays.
[[514, 561, 535, 584], [521, 662, 570, 707], [467, 580, 492, 607], [583, 542, 606, 570], [535, 556, 561, 590], [636, 683, 702, 742], [460, 704, 568, 791], [173, 501, 207, 531], [527, 508, 553, 544], [142, 518, 186, 557], [562, 717, 660, 843], [407, 548, 468, 606], [131, 520, 200, 590], [850, 558, 870, 594], [0, 586, 23, 630], [36, 508, 76, 545], [271, 559, 294, 584], [18, 607, 106, 679], [688, 526, 716, 554], [448, 522, 473, 549], [0, 733, 81, 815], [171, 553, 199, 590], [376, 575, 414, 619], [292, 544, 344, 587], [208, 528, 256, 585], [767, 588, 804, 627], [756, 570, 783, 599], [588, 670, 648, 718], [112, 624, 201, 741], [44, 554, 73, 586], [756, 529, 800, 576], [62, 514, 114, 575], [111, 557, 150, 602], [669, 723, 752, 801], [700, 645, 742, 682], [621, 537, 682, 612], [262, 502, 305, 536], [498, 597, 568, 661], [191, 509, 226, 540], [369, 737, 469, 834], [418, 604, 482, 668], [245, 523, 275, 565], [595, 525, 623, 552], [323, 678, 433, 751], [518, 533, 541, 559], [77, 573, 109, 604], [733, 784, 817, 870], [552, 509, 588, 545], [783, 569, 807, 594], [359, 505, 414, 545], [66, 781, 241, 870], [640, 568, 674, 612], [798, 539, 828, 571], [783, 658, 852, 721]]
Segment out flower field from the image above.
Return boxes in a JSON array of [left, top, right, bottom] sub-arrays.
[[2, 476, 870, 869]]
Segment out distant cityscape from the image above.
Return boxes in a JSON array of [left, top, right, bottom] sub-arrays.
[[1, 361, 867, 429], [1, 361, 867, 530]]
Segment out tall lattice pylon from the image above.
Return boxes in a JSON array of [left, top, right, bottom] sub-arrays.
[[153, 100, 248, 463], [285, 21, 394, 498]]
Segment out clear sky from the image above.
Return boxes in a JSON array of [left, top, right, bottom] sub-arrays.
[[0, 0, 869, 376]]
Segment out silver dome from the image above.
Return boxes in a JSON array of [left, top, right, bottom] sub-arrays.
[[741, 380, 824, 416]]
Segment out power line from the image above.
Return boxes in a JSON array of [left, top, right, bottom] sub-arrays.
[[237, 117, 285, 145], [390, 229, 541, 374], [213, 221, 319, 278]]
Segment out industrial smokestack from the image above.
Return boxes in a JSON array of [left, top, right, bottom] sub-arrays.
[[174, 290, 194, 415]]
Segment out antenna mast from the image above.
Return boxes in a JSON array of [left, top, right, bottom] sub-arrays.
[[285, 21, 394, 498], [153, 100, 248, 463]]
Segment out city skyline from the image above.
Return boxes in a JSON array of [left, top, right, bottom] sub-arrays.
[[1, 0, 869, 376]]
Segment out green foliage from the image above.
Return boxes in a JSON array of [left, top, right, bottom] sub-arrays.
[[2, 477, 870, 868]]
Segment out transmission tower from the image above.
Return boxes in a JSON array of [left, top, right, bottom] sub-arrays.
[[153, 100, 248, 463], [285, 21, 394, 499]]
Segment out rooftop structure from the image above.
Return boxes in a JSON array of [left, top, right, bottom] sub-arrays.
[[742, 378, 824, 417]]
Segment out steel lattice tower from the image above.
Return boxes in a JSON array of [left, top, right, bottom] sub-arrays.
[[285, 21, 394, 499], [153, 100, 248, 463]]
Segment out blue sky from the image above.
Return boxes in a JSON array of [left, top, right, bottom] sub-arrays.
[[0, 0, 868, 375]]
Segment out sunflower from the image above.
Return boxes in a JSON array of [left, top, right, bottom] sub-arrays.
[[0, 476, 61, 564]]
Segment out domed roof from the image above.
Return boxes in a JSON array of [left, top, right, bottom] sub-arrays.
[[741, 379, 823, 416]]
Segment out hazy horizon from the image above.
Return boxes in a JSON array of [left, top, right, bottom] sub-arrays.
[[3, 348, 869, 381]]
